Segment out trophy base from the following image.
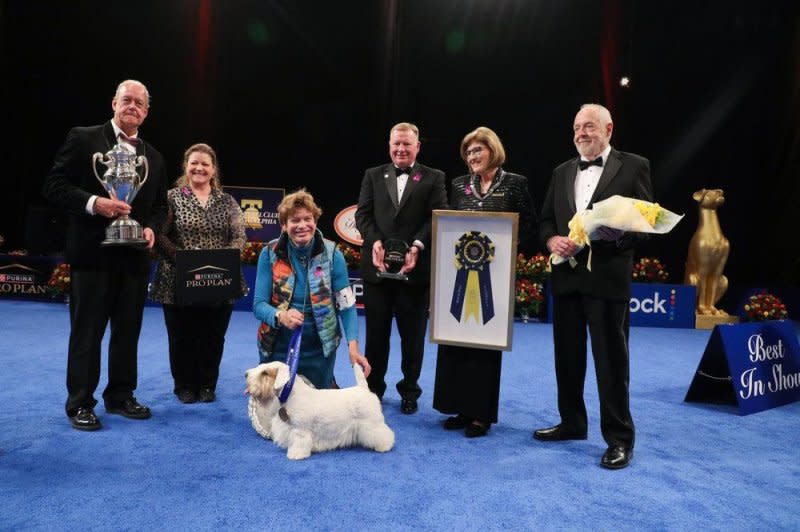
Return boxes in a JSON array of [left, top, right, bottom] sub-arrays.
[[376, 271, 409, 282], [100, 238, 149, 248], [101, 217, 148, 247]]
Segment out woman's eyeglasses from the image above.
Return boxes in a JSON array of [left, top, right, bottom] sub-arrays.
[[465, 146, 484, 157]]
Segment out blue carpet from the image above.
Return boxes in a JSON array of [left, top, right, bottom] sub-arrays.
[[1, 300, 799, 531]]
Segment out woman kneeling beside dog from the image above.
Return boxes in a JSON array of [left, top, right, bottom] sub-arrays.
[[253, 189, 370, 389]]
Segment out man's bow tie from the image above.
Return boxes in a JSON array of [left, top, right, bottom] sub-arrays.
[[118, 132, 140, 147], [396, 167, 412, 176], [578, 157, 603, 171]]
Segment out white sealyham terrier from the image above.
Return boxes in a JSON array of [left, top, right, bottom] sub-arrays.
[[245, 361, 395, 460]]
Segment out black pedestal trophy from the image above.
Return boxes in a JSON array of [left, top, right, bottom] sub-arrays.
[[376, 238, 409, 282]]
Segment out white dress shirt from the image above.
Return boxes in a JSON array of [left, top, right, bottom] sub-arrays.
[[396, 172, 409, 200], [393, 164, 424, 251], [574, 145, 612, 212]]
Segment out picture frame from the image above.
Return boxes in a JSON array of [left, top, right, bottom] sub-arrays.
[[429, 210, 519, 351]]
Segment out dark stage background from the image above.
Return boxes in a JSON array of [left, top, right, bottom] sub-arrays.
[[3, 1, 799, 296]]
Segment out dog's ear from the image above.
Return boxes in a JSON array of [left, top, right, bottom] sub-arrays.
[[258, 367, 277, 398], [273, 366, 291, 393]]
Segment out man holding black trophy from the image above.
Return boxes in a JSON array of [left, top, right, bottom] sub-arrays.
[[43, 79, 167, 431], [355, 122, 448, 414]]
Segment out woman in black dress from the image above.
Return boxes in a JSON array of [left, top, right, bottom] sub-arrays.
[[433, 127, 535, 437]]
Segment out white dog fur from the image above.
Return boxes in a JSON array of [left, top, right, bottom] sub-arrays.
[[245, 361, 395, 460]]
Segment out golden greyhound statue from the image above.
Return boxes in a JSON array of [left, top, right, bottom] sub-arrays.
[[684, 189, 730, 316]]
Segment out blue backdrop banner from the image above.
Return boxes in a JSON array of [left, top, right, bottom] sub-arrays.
[[546, 283, 696, 328], [629, 283, 696, 328], [225, 186, 285, 243]]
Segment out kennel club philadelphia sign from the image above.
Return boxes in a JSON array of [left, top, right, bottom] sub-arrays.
[[686, 321, 800, 415]]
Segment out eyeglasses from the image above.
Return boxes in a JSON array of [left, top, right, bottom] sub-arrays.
[[465, 146, 484, 157]]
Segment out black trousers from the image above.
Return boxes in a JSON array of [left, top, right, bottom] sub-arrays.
[[552, 293, 635, 448], [65, 270, 148, 416], [362, 280, 429, 400], [433, 344, 502, 423], [162, 303, 233, 393]]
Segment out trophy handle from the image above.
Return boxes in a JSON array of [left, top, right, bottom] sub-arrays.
[[136, 156, 149, 187], [92, 152, 108, 186]]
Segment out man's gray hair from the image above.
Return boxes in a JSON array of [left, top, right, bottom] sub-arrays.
[[115, 79, 150, 107], [579, 103, 612, 125]]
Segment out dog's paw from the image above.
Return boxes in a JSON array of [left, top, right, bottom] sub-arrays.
[[364, 426, 395, 452], [373, 435, 395, 453], [287, 447, 311, 460], [373, 443, 393, 453]]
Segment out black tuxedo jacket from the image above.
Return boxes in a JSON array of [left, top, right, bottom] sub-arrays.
[[42, 122, 168, 274], [539, 148, 653, 301], [355, 162, 448, 285]]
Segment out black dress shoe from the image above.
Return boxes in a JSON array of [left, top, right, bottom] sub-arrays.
[[443, 414, 470, 430], [601, 446, 633, 469], [105, 397, 152, 419], [198, 388, 216, 403], [177, 390, 197, 404], [464, 422, 490, 438], [400, 398, 418, 414], [69, 407, 101, 431], [533, 424, 588, 441]]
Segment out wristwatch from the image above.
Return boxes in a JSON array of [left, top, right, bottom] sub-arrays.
[[274, 310, 283, 327]]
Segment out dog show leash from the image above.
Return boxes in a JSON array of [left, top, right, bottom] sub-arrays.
[[276, 314, 302, 424], [278, 327, 302, 406], [277, 249, 311, 421]]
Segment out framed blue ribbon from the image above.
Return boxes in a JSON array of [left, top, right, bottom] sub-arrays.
[[449, 231, 495, 324]]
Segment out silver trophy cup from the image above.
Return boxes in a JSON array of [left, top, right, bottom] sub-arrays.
[[92, 143, 149, 247]]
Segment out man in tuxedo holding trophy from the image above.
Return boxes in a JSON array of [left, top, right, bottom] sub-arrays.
[[355, 122, 448, 414], [43, 79, 168, 431]]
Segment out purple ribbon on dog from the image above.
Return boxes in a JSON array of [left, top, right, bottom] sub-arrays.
[[278, 326, 302, 404]]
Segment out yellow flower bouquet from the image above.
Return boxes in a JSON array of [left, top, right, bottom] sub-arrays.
[[551, 195, 683, 270]]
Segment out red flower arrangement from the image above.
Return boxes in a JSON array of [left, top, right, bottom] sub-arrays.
[[515, 279, 544, 321], [337, 242, 362, 269], [742, 292, 789, 322], [632, 257, 669, 283], [241, 241, 266, 265], [47, 262, 70, 298], [516, 252, 550, 283]]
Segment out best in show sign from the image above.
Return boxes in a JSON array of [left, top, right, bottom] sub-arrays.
[[685, 321, 800, 415]]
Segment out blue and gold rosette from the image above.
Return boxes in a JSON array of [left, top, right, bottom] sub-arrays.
[[449, 231, 495, 324]]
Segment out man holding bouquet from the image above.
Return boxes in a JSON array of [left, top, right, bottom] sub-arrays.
[[535, 103, 653, 469]]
